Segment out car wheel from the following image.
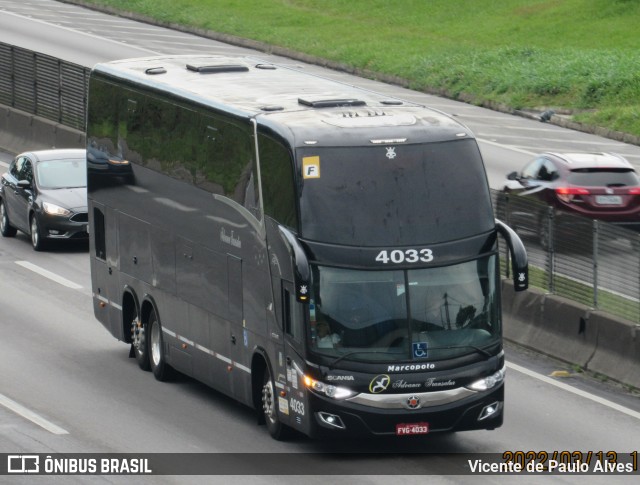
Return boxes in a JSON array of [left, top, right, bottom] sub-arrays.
[[131, 311, 150, 371], [30, 214, 47, 251], [0, 200, 17, 237], [262, 366, 291, 440], [148, 308, 173, 381]]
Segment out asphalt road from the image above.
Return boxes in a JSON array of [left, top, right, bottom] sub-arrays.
[[0, 1, 640, 483]]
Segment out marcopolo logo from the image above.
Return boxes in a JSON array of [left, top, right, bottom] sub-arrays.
[[387, 363, 435, 372], [369, 374, 391, 393]]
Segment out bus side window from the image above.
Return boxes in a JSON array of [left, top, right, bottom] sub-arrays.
[[259, 134, 298, 229], [201, 118, 259, 218], [283, 287, 303, 341]]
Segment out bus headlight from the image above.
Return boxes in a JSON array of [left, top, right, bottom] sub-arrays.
[[467, 367, 505, 392], [303, 375, 356, 400]]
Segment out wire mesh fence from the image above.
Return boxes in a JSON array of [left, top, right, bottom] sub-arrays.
[[494, 190, 640, 323]]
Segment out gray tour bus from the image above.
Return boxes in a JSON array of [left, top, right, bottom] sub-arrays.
[[86, 55, 528, 440]]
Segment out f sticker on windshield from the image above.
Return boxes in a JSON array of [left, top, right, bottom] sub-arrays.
[[302, 156, 321, 179]]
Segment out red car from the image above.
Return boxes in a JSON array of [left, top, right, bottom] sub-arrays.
[[503, 152, 640, 248]]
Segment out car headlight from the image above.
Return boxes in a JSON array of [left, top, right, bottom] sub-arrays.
[[467, 367, 505, 392], [303, 375, 356, 400], [43, 202, 71, 217]]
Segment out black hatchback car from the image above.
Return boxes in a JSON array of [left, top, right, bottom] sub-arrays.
[[0, 149, 88, 251]]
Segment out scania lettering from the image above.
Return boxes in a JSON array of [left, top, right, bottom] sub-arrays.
[[86, 55, 527, 440]]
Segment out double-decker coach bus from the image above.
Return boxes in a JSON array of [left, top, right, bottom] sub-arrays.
[[86, 55, 528, 440]]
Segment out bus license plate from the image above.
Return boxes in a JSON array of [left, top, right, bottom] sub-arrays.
[[596, 195, 622, 205], [396, 422, 429, 436]]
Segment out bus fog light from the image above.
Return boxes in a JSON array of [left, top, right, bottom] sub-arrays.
[[317, 412, 346, 429], [478, 401, 502, 421]]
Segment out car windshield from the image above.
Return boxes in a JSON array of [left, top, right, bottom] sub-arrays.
[[297, 139, 494, 246], [37, 159, 87, 189], [568, 168, 640, 187], [308, 255, 500, 362]]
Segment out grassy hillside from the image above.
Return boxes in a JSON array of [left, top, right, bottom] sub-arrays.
[[76, 0, 640, 137]]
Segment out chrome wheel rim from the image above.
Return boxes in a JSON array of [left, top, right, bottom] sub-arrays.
[[31, 217, 39, 247], [131, 317, 144, 355], [150, 320, 161, 367], [0, 203, 6, 232], [262, 378, 276, 423]]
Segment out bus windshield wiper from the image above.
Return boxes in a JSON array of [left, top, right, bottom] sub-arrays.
[[426, 345, 494, 358], [328, 345, 494, 369]]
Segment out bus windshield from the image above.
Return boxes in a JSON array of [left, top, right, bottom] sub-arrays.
[[308, 255, 500, 362], [297, 139, 494, 246]]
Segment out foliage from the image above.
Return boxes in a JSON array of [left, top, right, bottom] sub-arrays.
[[79, 0, 640, 136]]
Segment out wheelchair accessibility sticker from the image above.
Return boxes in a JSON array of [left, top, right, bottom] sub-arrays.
[[412, 342, 428, 358]]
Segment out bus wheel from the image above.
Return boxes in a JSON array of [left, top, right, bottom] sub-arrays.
[[131, 312, 150, 371], [262, 368, 290, 440], [148, 309, 172, 381]]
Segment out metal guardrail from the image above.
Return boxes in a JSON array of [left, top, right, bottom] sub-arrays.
[[1, 41, 639, 322], [0, 42, 89, 131]]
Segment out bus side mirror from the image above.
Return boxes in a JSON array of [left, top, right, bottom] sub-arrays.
[[278, 226, 311, 303], [495, 219, 528, 292]]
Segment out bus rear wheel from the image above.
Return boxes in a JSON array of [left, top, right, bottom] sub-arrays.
[[149, 309, 172, 381], [262, 367, 290, 440]]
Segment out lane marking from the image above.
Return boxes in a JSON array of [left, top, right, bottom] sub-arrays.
[[15, 261, 83, 290], [0, 392, 69, 435], [506, 361, 640, 421], [477, 138, 537, 156]]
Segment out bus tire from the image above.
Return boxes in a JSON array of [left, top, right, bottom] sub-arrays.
[[262, 367, 290, 440], [131, 310, 150, 371], [148, 308, 172, 381]]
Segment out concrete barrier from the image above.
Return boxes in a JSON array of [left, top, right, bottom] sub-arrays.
[[538, 295, 597, 369], [587, 311, 640, 389], [501, 280, 546, 346], [502, 278, 640, 389], [0, 105, 84, 154], [502, 280, 597, 369]]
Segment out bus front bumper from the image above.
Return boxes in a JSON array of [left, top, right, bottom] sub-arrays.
[[307, 384, 504, 438]]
